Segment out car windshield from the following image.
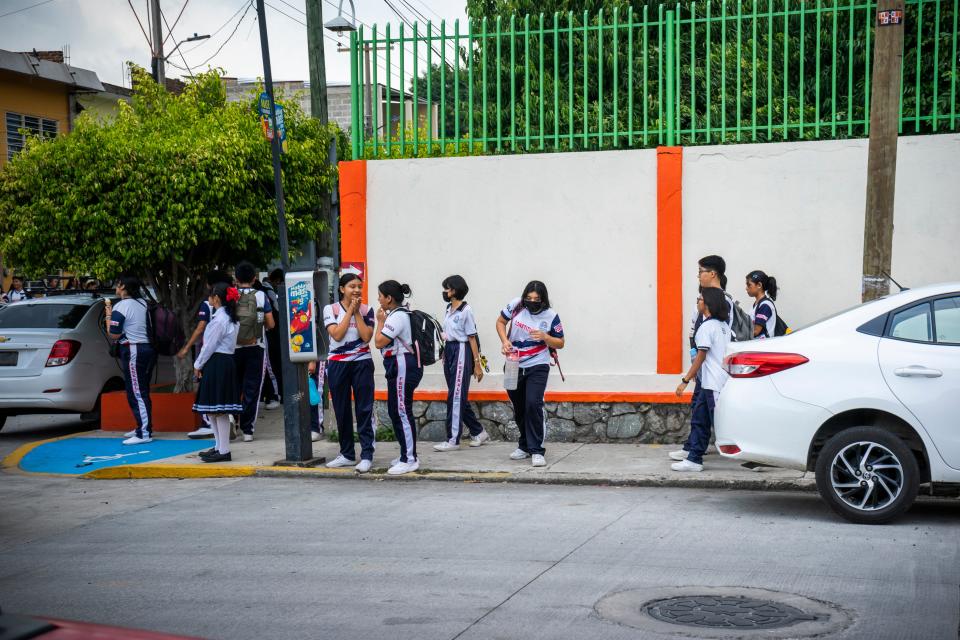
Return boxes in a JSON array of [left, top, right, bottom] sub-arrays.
[[0, 303, 90, 329]]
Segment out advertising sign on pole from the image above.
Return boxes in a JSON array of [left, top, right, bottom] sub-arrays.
[[284, 271, 317, 363]]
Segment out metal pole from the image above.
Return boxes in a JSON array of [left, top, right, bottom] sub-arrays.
[[255, 0, 315, 463], [665, 9, 675, 147], [150, 0, 165, 86]]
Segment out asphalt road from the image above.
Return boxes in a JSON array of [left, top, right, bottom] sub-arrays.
[[0, 472, 958, 640]]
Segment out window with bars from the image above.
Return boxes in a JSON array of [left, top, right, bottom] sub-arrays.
[[5, 112, 58, 160]]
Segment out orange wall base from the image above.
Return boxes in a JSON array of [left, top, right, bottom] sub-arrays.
[[372, 390, 692, 404], [101, 389, 202, 432]]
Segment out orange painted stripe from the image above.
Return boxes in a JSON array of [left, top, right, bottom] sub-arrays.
[[373, 390, 691, 404], [656, 146, 683, 374], [339, 160, 368, 303]]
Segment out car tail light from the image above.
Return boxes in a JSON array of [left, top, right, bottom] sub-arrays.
[[718, 445, 741, 455], [724, 352, 808, 378], [46, 340, 81, 367]]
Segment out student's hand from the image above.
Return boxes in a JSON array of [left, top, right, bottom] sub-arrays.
[[376, 307, 387, 324], [103, 300, 112, 314], [308, 361, 316, 374], [530, 330, 547, 342], [194, 368, 202, 380], [345, 296, 358, 316], [176, 348, 188, 360], [501, 341, 513, 355], [474, 362, 484, 382], [675, 380, 688, 397]]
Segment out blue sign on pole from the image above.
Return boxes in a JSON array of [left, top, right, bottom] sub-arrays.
[[258, 92, 287, 153]]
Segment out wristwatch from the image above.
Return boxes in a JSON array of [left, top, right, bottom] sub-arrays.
[[681, 377, 690, 384]]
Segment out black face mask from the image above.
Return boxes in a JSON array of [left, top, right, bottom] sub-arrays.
[[523, 299, 544, 314], [442, 291, 451, 303]]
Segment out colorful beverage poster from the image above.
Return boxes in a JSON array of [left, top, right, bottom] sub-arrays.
[[285, 272, 317, 363]]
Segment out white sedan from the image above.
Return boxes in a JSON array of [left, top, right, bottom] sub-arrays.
[[715, 282, 960, 524]]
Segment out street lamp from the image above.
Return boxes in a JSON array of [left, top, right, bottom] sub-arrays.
[[164, 33, 210, 62], [324, 0, 357, 33]]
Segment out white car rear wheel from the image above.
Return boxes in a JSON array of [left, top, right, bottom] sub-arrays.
[[815, 426, 919, 524]]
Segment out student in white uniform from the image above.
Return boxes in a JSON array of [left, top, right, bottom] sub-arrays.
[[495, 280, 565, 468], [433, 275, 488, 452], [746, 270, 779, 339], [105, 276, 156, 445], [320, 273, 376, 473], [671, 287, 731, 472], [193, 283, 242, 463], [2, 276, 29, 303], [178, 270, 233, 440], [374, 280, 423, 476]]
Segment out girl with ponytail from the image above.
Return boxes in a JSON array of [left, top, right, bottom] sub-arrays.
[[746, 270, 780, 339], [192, 282, 242, 462]]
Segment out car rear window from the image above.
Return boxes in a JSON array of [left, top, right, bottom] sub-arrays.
[[0, 303, 90, 329]]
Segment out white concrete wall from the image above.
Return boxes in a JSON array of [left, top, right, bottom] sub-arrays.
[[365, 134, 960, 391], [366, 149, 660, 392]]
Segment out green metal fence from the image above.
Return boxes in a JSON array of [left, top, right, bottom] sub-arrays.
[[350, 0, 959, 159]]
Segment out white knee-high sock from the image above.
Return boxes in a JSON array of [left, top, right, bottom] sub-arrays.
[[214, 415, 231, 454], [206, 413, 220, 452]]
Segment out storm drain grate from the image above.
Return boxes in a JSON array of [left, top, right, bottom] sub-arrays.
[[644, 595, 819, 630], [594, 587, 854, 639]]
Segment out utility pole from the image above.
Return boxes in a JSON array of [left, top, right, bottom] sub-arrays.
[[861, 0, 906, 301], [255, 0, 318, 465], [149, 0, 165, 87]]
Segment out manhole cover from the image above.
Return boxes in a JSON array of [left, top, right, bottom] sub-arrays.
[[645, 595, 818, 629], [595, 587, 854, 639]]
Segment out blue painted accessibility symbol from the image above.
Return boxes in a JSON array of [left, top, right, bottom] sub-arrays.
[[19, 438, 210, 475]]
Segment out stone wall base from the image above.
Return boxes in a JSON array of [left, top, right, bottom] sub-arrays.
[[368, 400, 692, 445]]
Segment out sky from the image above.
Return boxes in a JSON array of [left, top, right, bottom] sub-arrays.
[[0, 0, 469, 87]]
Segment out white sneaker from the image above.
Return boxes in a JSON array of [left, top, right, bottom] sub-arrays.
[[356, 459, 372, 473], [668, 450, 689, 461], [509, 448, 531, 460], [433, 441, 460, 452], [122, 436, 153, 445], [311, 431, 321, 442], [123, 430, 137, 438], [390, 457, 401, 466], [327, 454, 358, 468], [671, 459, 704, 472], [531, 454, 546, 467], [387, 459, 420, 475], [187, 427, 214, 439], [469, 430, 490, 447], [265, 400, 280, 410], [242, 433, 254, 443]]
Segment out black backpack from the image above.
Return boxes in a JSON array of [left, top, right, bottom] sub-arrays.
[[762, 297, 791, 337], [399, 308, 444, 367], [145, 299, 185, 356]]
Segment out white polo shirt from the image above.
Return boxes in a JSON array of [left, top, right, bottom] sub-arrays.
[[323, 302, 374, 362], [500, 298, 564, 369]]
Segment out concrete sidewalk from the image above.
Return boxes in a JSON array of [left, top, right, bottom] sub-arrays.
[[66, 409, 816, 490]]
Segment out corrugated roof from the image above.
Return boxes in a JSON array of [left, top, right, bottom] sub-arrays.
[[0, 49, 104, 92]]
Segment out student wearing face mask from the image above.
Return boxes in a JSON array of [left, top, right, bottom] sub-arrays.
[[433, 275, 488, 452], [495, 281, 565, 468]]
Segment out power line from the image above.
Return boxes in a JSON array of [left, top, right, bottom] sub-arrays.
[[161, 0, 191, 47], [181, 0, 249, 55], [189, 0, 254, 69], [126, 0, 153, 50], [0, 0, 56, 20], [275, 0, 304, 15], [161, 7, 196, 78]]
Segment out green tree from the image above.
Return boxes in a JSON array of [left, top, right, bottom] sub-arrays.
[[0, 66, 346, 390]]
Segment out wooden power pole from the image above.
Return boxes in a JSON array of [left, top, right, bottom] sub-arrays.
[[306, 0, 329, 125], [149, 0, 165, 87], [861, 0, 906, 301]]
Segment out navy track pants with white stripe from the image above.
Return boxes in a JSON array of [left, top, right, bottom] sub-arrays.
[[329, 358, 376, 461], [234, 345, 265, 435], [507, 364, 549, 456], [120, 343, 156, 438], [384, 353, 423, 464], [443, 342, 483, 444]]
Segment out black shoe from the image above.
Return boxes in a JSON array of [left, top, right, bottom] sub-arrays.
[[198, 448, 217, 458], [201, 451, 232, 463]]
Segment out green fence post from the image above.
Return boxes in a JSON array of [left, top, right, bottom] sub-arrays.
[[441, 20, 447, 147], [568, 11, 574, 148], [482, 18, 488, 150], [510, 14, 516, 149], [691, 2, 697, 144], [497, 16, 502, 151], [386, 23, 392, 156], [399, 23, 406, 155], [628, 6, 635, 146], [413, 23, 419, 154], [952, 0, 958, 130], [427, 21, 433, 154], [539, 12, 545, 150], [666, 8, 675, 146], [469, 19, 475, 151], [736, 0, 743, 141], [583, 9, 589, 148], [598, 8, 604, 147], [659, 3, 664, 144], [372, 25, 379, 156], [553, 11, 560, 149], [454, 19, 460, 152], [350, 30, 360, 158], [524, 13, 531, 150]]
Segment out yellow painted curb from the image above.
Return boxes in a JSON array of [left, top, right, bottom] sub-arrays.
[[85, 464, 258, 479], [1, 430, 97, 472]]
